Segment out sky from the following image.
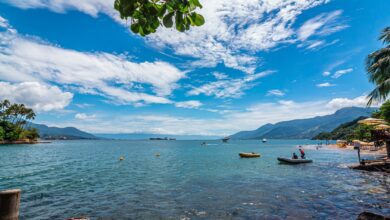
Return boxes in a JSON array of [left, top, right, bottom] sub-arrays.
[[0, 0, 389, 136]]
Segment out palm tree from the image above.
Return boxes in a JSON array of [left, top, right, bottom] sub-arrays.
[[366, 27, 390, 105]]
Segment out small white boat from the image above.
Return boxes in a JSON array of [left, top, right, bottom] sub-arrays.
[[277, 157, 313, 164], [262, 138, 267, 143]]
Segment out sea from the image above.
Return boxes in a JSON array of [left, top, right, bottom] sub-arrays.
[[0, 139, 388, 219]]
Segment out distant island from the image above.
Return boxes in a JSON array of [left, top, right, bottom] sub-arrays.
[[95, 133, 221, 140], [149, 137, 176, 140]]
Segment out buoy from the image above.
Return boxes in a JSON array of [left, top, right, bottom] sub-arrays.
[[119, 156, 125, 161], [155, 153, 160, 157]]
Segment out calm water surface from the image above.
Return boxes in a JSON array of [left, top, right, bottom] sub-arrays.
[[0, 140, 389, 219]]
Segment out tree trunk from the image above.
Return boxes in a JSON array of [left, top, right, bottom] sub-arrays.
[[386, 141, 390, 158]]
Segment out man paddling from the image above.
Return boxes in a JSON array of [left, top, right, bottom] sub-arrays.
[[299, 147, 306, 159]]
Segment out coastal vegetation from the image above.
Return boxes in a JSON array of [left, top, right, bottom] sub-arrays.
[[314, 101, 390, 142], [313, 116, 369, 141], [114, 0, 205, 36], [366, 27, 390, 105], [0, 99, 39, 143]]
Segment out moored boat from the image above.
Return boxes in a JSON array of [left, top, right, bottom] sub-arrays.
[[277, 157, 312, 164], [239, 152, 261, 158], [262, 138, 267, 143]]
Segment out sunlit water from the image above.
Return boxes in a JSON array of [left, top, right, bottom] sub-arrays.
[[0, 139, 389, 219]]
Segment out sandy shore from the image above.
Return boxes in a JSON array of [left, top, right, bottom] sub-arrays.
[[324, 144, 387, 157]]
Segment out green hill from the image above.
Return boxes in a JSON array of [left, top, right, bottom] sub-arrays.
[[312, 116, 367, 140], [230, 107, 375, 139]]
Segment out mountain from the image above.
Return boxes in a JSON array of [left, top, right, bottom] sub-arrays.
[[230, 107, 376, 139], [30, 123, 98, 140], [312, 116, 367, 140], [94, 133, 221, 140]]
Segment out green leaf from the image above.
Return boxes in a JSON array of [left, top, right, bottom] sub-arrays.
[[192, 0, 202, 8], [191, 13, 205, 26], [130, 23, 140, 33], [163, 12, 174, 28], [157, 4, 166, 18]]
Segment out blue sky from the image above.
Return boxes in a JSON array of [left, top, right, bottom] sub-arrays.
[[0, 0, 389, 136]]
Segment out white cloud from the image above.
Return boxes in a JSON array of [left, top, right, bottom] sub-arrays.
[[75, 113, 96, 120], [3, 0, 345, 73], [326, 95, 379, 109], [188, 71, 273, 98], [322, 71, 331, 76], [332, 68, 353, 78], [0, 20, 186, 106], [213, 72, 228, 80], [316, 82, 335, 87], [175, 100, 202, 109], [0, 16, 9, 28], [266, 89, 285, 97], [0, 81, 73, 111], [298, 10, 348, 41], [4, 0, 117, 19]]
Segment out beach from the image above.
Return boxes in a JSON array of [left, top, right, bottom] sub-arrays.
[[324, 144, 387, 157]]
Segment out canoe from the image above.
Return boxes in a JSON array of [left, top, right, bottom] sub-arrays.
[[277, 157, 312, 164], [239, 152, 261, 158]]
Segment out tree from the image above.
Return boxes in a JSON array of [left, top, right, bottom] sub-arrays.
[[366, 27, 390, 105], [114, 0, 205, 36], [354, 124, 373, 142], [0, 126, 4, 141], [373, 100, 390, 122], [0, 100, 39, 142]]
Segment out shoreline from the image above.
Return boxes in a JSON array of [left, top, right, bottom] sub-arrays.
[[0, 140, 51, 145], [323, 144, 387, 157]]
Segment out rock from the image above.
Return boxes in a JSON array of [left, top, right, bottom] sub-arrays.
[[357, 211, 389, 220]]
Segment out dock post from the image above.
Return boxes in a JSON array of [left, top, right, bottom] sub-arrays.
[[0, 189, 21, 220]]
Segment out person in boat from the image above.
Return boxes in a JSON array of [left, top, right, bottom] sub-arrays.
[[299, 147, 306, 159], [292, 152, 298, 159]]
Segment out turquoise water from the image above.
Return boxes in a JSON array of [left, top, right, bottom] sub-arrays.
[[0, 139, 388, 219]]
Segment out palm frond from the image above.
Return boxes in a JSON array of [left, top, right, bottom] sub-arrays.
[[379, 27, 390, 44]]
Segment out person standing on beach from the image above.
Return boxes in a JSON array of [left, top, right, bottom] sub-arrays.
[[299, 147, 306, 159]]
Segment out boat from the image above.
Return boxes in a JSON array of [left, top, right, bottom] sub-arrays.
[[222, 137, 230, 143], [262, 138, 267, 143], [277, 157, 312, 164], [239, 152, 261, 158]]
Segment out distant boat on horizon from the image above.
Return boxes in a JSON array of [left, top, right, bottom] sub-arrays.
[[222, 137, 230, 143]]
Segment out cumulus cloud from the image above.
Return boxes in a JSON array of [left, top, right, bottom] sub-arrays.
[[188, 71, 273, 98], [332, 68, 353, 78], [326, 95, 379, 109], [2, 0, 347, 73], [0, 19, 185, 106], [266, 89, 285, 97], [0, 81, 73, 111], [316, 82, 335, 87]]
